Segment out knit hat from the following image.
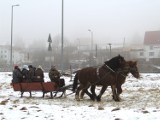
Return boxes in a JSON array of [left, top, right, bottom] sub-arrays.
[[23, 65, 29, 70], [28, 65, 33, 68], [51, 65, 56, 69], [38, 65, 44, 71], [14, 65, 18, 69]]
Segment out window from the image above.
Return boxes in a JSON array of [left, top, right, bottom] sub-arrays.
[[149, 52, 154, 56], [150, 46, 153, 50], [139, 52, 144, 56]]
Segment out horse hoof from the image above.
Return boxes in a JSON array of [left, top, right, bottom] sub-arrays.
[[75, 97, 80, 101], [112, 95, 114, 100], [114, 97, 120, 102], [90, 95, 96, 101], [76, 98, 80, 101], [91, 98, 95, 101], [80, 96, 84, 100], [96, 96, 101, 102], [112, 95, 121, 102], [75, 95, 80, 101], [115, 99, 120, 102]]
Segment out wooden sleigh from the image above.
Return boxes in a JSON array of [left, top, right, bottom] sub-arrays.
[[11, 81, 73, 98]]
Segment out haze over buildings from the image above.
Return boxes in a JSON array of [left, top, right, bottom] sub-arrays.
[[0, 0, 160, 48]]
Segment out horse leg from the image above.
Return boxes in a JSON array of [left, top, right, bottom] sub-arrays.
[[75, 84, 84, 101], [80, 89, 85, 99], [80, 89, 93, 100], [90, 85, 97, 100], [80, 83, 95, 100], [116, 84, 122, 100], [80, 87, 96, 101], [96, 85, 107, 102], [111, 85, 120, 102]]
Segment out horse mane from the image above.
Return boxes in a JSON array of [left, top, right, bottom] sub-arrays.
[[104, 55, 125, 72]]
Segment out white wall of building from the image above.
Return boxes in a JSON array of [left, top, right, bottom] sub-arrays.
[[0, 45, 25, 65], [130, 45, 160, 61]]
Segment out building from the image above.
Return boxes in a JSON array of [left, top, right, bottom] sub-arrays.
[[130, 30, 160, 62], [143, 31, 160, 62], [0, 45, 26, 66]]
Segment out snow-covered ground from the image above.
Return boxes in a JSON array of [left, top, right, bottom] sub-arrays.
[[0, 72, 160, 120]]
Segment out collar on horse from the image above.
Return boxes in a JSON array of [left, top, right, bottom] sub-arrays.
[[96, 64, 116, 83], [96, 64, 127, 85]]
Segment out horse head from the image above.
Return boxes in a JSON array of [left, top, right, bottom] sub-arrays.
[[128, 61, 140, 79], [104, 55, 126, 72]]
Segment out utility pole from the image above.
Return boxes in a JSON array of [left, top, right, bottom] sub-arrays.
[[10, 4, 19, 70], [108, 43, 112, 59], [61, 0, 64, 73]]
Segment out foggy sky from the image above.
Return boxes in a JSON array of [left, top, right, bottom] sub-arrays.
[[0, 0, 160, 48]]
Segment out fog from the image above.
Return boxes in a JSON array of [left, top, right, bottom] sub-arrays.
[[0, 0, 160, 48]]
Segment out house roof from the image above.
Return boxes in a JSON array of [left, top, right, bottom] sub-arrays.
[[144, 31, 160, 45]]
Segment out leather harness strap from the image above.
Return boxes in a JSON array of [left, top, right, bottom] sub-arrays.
[[105, 64, 115, 73], [95, 64, 127, 86]]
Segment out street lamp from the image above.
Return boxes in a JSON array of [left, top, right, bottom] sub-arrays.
[[88, 29, 93, 52], [88, 29, 93, 66], [61, 0, 64, 73], [108, 43, 112, 58], [11, 4, 19, 70]]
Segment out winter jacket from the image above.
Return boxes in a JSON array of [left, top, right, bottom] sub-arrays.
[[12, 68, 23, 83], [34, 68, 44, 82], [21, 68, 29, 82], [48, 68, 60, 84], [28, 67, 35, 82]]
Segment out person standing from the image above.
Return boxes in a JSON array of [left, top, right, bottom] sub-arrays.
[[12, 65, 23, 83]]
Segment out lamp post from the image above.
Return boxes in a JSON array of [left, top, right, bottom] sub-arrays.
[[11, 4, 19, 70], [88, 29, 93, 66], [88, 29, 93, 53], [108, 43, 112, 58], [60, 0, 64, 73]]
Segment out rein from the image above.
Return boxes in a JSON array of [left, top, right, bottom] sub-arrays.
[[92, 64, 117, 85], [105, 64, 115, 73], [94, 64, 131, 86]]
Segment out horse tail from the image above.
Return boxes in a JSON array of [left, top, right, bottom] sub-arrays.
[[72, 72, 79, 92]]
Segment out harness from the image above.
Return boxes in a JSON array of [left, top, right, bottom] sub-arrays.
[[95, 64, 128, 86], [94, 64, 116, 85], [105, 64, 115, 73], [96, 67, 100, 80]]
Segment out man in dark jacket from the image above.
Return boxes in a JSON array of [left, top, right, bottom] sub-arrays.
[[21, 65, 29, 82], [34, 65, 44, 82], [49, 66, 65, 87], [28, 65, 35, 82], [49, 66, 60, 85], [12, 65, 23, 83]]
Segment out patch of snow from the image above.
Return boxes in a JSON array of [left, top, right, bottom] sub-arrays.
[[0, 72, 160, 120]]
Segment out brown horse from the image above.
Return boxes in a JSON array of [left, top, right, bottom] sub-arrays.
[[72, 55, 126, 101], [80, 60, 140, 101]]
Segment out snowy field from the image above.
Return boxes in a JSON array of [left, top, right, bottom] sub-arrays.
[[0, 72, 160, 120]]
